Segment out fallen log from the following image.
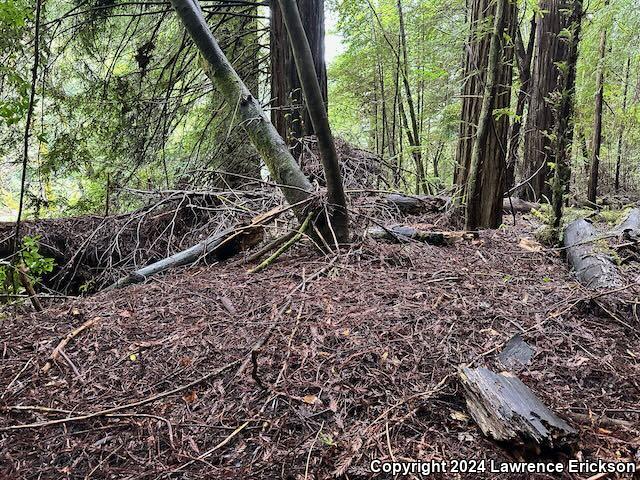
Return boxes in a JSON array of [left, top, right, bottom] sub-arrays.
[[367, 225, 477, 245], [106, 225, 262, 290], [502, 197, 539, 213], [385, 194, 538, 215], [613, 207, 640, 237], [385, 193, 449, 214], [563, 219, 621, 289], [459, 367, 576, 450]]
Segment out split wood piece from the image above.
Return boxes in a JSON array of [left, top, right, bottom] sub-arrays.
[[459, 367, 577, 450], [17, 264, 42, 312], [563, 219, 621, 289], [42, 316, 100, 373], [367, 225, 477, 246], [497, 335, 534, 372]]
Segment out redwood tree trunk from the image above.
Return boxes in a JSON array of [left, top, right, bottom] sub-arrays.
[[270, 0, 327, 155], [455, 0, 515, 228], [587, 27, 607, 204], [522, 0, 578, 202]]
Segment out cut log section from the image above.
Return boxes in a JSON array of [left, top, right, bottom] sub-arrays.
[[459, 367, 576, 450], [367, 225, 477, 245], [563, 219, 621, 289]]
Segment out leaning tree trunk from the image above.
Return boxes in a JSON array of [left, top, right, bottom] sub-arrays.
[[169, 0, 314, 217], [270, 0, 327, 156], [276, 0, 349, 243], [587, 27, 607, 204], [522, 0, 579, 202], [455, 0, 515, 229]]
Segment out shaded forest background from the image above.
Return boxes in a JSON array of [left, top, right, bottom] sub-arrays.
[[1, 0, 639, 222]]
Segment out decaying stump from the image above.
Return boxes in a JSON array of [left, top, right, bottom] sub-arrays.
[[459, 367, 576, 450], [367, 225, 477, 245], [563, 219, 621, 289]]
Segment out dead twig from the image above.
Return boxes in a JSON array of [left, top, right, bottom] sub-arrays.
[[42, 316, 101, 373]]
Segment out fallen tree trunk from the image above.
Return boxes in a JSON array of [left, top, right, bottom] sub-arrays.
[[503, 197, 539, 213], [459, 367, 576, 450], [367, 225, 477, 245], [385, 193, 450, 214], [385, 194, 537, 215], [563, 219, 621, 289], [106, 225, 262, 290], [614, 207, 640, 237]]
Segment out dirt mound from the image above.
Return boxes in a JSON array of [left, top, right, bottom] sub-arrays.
[[1, 215, 638, 479]]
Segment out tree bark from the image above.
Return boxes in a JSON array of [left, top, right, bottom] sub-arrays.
[[270, 0, 327, 155], [615, 57, 630, 192], [551, 0, 582, 228], [456, 0, 514, 230], [169, 0, 314, 216], [587, 27, 607, 204], [505, 15, 536, 190], [522, 0, 580, 202], [563, 218, 620, 289], [276, 0, 349, 243]]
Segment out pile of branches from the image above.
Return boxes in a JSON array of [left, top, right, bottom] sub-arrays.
[[0, 188, 279, 293]]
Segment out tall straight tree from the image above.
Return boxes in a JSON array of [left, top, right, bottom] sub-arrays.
[[551, 0, 583, 227], [505, 15, 536, 190], [270, 0, 327, 156], [455, 0, 515, 229], [522, 0, 583, 202], [587, 23, 608, 204]]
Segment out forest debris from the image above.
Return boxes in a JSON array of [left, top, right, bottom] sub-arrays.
[[42, 316, 101, 373], [563, 219, 621, 289], [503, 197, 539, 213], [367, 225, 477, 245], [497, 335, 534, 371], [385, 193, 449, 214], [459, 367, 576, 450]]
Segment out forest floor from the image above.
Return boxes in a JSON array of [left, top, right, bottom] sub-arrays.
[[1, 211, 639, 479]]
